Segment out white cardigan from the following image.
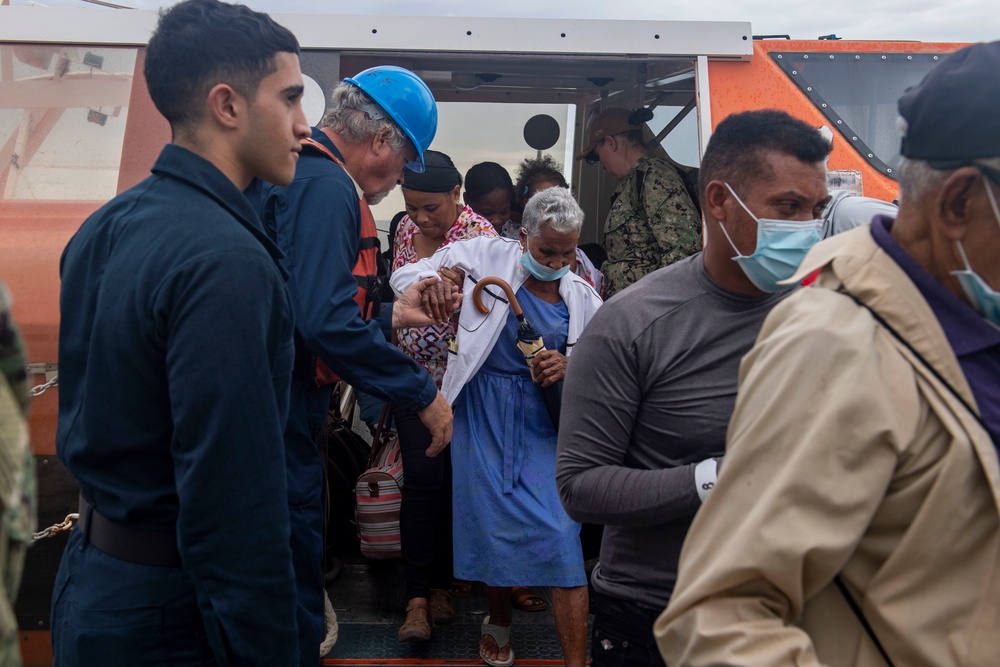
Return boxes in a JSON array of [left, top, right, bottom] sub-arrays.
[[390, 235, 603, 405]]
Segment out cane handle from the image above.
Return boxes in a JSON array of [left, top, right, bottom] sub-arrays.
[[472, 276, 523, 317]]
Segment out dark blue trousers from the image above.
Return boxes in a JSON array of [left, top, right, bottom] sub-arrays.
[[51, 529, 216, 667], [285, 382, 332, 666]]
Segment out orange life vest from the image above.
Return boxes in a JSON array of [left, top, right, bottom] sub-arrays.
[[300, 136, 383, 387]]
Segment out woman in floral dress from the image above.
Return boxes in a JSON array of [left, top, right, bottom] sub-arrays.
[[392, 150, 496, 643]]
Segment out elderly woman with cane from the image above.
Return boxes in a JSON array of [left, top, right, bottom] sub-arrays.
[[391, 187, 602, 667]]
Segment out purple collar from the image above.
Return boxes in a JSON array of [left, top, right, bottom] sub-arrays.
[[870, 215, 1000, 355]]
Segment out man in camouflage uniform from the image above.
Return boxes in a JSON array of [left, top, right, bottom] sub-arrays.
[[0, 281, 36, 667], [577, 107, 701, 298]]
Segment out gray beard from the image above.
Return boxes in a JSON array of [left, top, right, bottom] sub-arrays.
[[365, 191, 389, 206]]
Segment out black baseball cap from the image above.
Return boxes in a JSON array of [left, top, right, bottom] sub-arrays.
[[898, 40, 1000, 168]]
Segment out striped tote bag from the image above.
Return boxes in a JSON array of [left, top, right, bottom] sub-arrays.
[[355, 409, 403, 559]]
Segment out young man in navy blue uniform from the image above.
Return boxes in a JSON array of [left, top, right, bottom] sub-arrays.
[[247, 67, 458, 664], [53, 1, 310, 665]]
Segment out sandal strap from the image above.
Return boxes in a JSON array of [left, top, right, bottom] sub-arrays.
[[405, 602, 430, 613], [481, 617, 511, 648], [430, 591, 453, 611]]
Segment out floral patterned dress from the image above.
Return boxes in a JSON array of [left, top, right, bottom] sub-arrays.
[[392, 204, 497, 388]]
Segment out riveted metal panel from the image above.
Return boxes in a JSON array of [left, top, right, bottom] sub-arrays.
[[1, 8, 753, 60]]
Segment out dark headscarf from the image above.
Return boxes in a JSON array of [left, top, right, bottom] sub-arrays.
[[403, 150, 462, 192]]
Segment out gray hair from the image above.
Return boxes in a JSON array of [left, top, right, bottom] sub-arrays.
[[320, 81, 410, 152], [896, 157, 952, 203], [897, 155, 1000, 204], [521, 186, 584, 236]]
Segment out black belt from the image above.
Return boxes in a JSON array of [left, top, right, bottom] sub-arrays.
[[78, 496, 182, 568]]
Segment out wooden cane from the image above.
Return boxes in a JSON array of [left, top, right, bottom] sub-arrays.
[[472, 276, 524, 317]]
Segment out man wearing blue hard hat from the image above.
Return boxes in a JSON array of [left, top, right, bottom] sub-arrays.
[[247, 65, 457, 666], [656, 41, 1000, 667]]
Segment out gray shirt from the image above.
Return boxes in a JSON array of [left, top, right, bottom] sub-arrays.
[[820, 190, 897, 239], [556, 253, 788, 610]]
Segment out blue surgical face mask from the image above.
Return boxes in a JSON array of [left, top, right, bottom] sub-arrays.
[[951, 182, 1000, 326], [720, 183, 823, 292], [520, 233, 571, 282]]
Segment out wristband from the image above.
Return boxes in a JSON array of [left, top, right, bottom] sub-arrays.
[[694, 458, 718, 503]]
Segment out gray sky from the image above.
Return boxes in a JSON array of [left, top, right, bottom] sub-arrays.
[[11, 0, 1000, 43]]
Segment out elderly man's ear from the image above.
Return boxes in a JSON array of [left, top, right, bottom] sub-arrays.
[[937, 166, 987, 241], [370, 126, 395, 155]]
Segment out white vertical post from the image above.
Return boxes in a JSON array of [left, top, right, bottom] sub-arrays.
[[695, 55, 712, 160], [563, 104, 575, 178]]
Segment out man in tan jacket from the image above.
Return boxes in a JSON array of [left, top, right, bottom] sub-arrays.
[[656, 41, 1000, 667]]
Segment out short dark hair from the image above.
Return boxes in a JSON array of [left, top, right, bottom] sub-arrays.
[[515, 155, 568, 202], [698, 110, 830, 201], [144, 0, 300, 132], [578, 242, 607, 270], [464, 162, 515, 203]]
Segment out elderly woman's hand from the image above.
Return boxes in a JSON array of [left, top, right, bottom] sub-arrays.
[[420, 277, 462, 323], [531, 349, 568, 388], [439, 265, 466, 292], [392, 276, 462, 329]]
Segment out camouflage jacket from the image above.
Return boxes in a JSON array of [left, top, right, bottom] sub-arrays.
[[602, 155, 702, 298], [0, 282, 36, 667]]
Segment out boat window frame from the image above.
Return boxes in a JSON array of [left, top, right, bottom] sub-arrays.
[[769, 51, 949, 179]]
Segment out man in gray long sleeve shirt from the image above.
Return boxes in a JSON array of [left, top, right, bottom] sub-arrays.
[[556, 110, 832, 667]]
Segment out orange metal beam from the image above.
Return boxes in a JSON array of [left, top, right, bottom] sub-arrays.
[[707, 39, 965, 202]]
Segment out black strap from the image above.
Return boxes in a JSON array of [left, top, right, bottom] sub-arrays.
[[78, 496, 181, 568], [469, 275, 509, 306], [635, 169, 646, 205], [840, 290, 991, 436], [607, 168, 645, 215], [679, 166, 702, 216], [835, 576, 895, 667], [617, 162, 702, 218], [367, 404, 395, 468], [355, 274, 383, 320]]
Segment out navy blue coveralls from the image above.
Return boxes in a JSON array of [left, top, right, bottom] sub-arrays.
[[54, 145, 298, 667], [247, 128, 437, 665]]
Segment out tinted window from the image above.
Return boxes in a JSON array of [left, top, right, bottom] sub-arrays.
[[771, 52, 948, 177]]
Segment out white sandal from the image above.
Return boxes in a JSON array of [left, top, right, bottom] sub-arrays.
[[480, 615, 515, 667]]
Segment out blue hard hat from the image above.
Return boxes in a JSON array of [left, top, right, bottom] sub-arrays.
[[344, 65, 438, 173]]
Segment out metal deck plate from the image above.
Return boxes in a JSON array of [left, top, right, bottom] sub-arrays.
[[324, 562, 589, 664]]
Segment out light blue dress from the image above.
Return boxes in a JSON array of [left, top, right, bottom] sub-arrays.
[[451, 286, 585, 588]]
